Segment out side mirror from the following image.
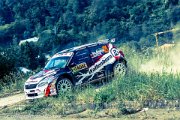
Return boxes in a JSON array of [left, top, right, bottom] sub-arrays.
[[110, 38, 115, 43], [70, 62, 76, 67]]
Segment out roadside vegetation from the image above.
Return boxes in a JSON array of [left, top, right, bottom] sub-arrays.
[[0, 0, 179, 119], [0, 0, 179, 80], [1, 43, 180, 118], [0, 72, 30, 98], [1, 72, 179, 117]]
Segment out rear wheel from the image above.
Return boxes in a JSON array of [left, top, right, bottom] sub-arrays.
[[56, 78, 73, 94], [113, 61, 127, 77]]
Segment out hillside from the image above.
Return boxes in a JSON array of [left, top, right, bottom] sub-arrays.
[[0, 0, 179, 46], [0, 0, 179, 79], [0, 1, 180, 119], [0, 42, 180, 119]]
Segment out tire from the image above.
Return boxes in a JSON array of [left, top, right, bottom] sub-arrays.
[[113, 61, 127, 77], [104, 69, 111, 83], [56, 78, 73, 94]]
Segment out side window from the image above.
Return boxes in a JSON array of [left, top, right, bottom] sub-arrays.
[[72, 48, 92, 65], [89, 45, 108, 61]]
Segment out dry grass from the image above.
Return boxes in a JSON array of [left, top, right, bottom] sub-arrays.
[[1, 38, 180, 119]]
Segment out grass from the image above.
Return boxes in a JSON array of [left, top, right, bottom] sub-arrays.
[[0, 72, 31, 98], [1, 71, 179, 116], [0, 43, 180, 118]]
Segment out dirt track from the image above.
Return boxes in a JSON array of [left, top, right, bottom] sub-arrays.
[[0, 93, 25, 108]]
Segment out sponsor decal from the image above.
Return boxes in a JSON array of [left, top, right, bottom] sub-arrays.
[[89, 55, 113, 74], [71, 62, 88, 73], [91, 49, 104, 58], [49, 81, 57, 96], [52, 52, 73, 58], [97, 73, 104, 78], [75, 46, 120, 85], [76, 53, 115, 85], [102, 45, 109, 53]]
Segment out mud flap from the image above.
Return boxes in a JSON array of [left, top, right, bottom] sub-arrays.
[[45, 85, 51, 97]]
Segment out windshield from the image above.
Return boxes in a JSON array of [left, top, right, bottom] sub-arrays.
[[44, 57, 70, 70]]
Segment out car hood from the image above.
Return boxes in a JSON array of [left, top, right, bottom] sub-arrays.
[[26, 69, 58, 83]]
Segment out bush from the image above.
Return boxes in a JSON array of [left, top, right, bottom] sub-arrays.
[[0, 72, 31, 97], [0, 47, 16, 79]]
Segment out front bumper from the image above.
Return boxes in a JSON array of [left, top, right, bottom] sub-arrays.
[[24, 87, 46, 100], [24, 83, 57, 100]]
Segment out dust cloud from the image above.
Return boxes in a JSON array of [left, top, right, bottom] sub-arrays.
[[140, 23, 180, 74]]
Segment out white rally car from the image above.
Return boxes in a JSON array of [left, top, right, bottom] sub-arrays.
[[24, 39, 127, 99]]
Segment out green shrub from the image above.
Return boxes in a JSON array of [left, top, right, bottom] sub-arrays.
[[0, 72, 31, 97]]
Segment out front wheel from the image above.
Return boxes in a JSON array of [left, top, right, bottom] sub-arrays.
[[113, 61, 127, 77], [56, 78, 73, 94]]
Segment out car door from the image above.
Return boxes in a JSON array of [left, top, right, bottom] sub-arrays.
[[89, 44, 108, 79], [69, 48, 94, 85]]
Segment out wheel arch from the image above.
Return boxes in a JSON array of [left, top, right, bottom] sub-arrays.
[[57, 73, 74, 85], [112, 57, 127, 68], [119, 57, 127, 67]]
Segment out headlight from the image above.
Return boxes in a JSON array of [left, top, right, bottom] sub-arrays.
[[37, 76, 56, 87], [38, 81, 48, 87]]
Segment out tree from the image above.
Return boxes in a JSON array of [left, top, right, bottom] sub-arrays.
[[19, 42, 39, 70], [0, 47, 16, 79]]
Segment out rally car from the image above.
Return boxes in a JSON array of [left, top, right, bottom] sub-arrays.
[[24, 40, 127, 99]]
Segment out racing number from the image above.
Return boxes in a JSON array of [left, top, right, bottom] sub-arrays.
[[112, 48, 119, 56]]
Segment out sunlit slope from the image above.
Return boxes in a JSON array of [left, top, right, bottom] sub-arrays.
[[140, 43, 180, 74], [119, 23, 180, 74]]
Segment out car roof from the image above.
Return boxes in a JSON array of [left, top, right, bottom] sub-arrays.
[[58, 41, 108, 54]]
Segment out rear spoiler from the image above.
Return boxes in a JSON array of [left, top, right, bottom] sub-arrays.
[[98, 38, 116, 43]]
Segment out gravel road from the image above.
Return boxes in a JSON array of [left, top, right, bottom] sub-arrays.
[[0, 93, 25, 108]]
